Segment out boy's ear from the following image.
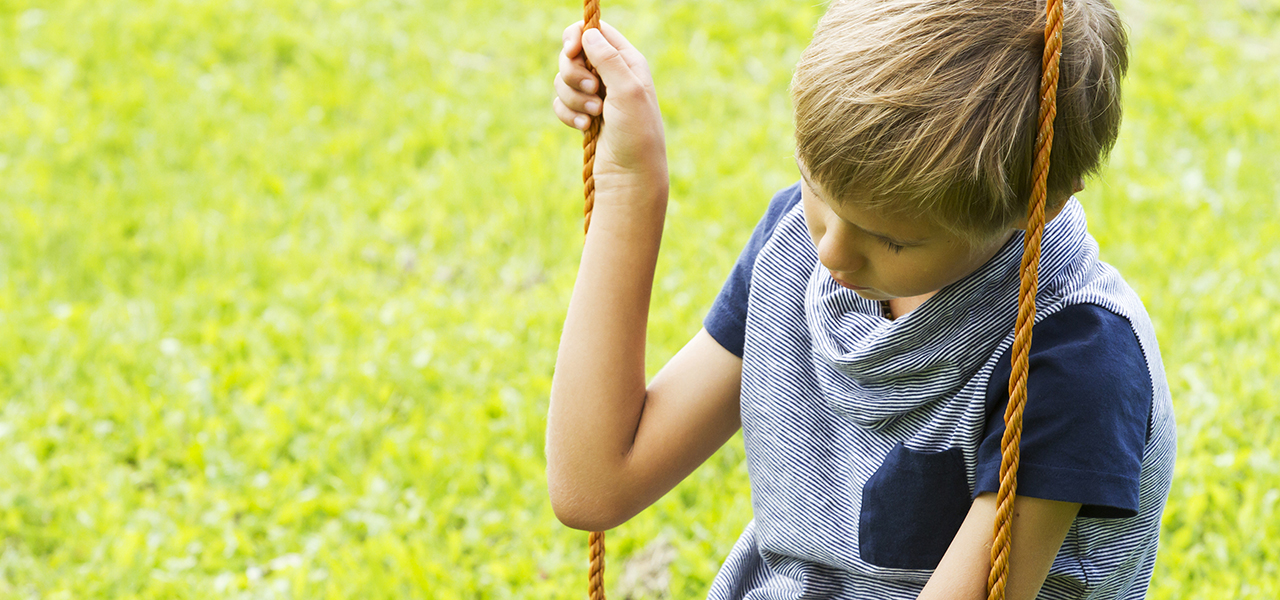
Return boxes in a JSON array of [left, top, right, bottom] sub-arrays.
[[1011, 187, 1075, 230], [1012, 176, 1083, 230]]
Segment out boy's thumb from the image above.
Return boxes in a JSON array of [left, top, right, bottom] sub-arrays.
[[581, 28, 627, 86]]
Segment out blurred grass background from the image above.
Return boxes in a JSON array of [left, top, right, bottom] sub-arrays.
[[0, 0, 1277, 597]]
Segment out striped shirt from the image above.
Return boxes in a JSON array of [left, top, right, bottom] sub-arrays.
[[703, 184, 1176, 599]]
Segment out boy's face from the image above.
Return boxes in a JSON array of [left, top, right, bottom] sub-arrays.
[[797, 161, 1013, 303]]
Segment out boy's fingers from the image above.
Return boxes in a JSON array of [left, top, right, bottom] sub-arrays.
[[555, 74, 602, 115], [558, 46, 598, 94], [561, 21, 584, 58], [596, 22, 634, 53], [598, 21, 650, 77], [580, 28, 640, 91], [552, 96, 591, 131]]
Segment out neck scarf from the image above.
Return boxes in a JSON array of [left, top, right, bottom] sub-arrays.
[[802, 200, 1095, 428]]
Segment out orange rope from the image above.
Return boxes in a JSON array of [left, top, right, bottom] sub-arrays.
[[581, 0, 605, 235], [588, 529, 606, 600], [987, 1, 1063, 598], [581, 3, 608, 599]]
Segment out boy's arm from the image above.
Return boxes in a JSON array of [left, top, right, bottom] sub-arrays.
[[917, 493, 1080, 600], [549, 328, 743, 531], [546, 22, 744, 532]]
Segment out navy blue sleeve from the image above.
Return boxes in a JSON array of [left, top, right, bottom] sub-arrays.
[[974, 304, 1152, 518], [703, 183, 803, 357]]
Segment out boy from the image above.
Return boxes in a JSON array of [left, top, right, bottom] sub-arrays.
[[547, 1, 1175, 598]]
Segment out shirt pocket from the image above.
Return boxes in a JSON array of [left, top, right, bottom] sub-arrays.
[[859, 442, 971, 570]]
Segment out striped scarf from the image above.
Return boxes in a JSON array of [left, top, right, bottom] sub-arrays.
[[802, 200, 1092, 429]]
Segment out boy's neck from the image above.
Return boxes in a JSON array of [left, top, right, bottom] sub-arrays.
[[888, 293, 935, 319]]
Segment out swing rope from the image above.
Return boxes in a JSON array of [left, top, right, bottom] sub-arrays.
[[581, 0, 604, 235], [575, 1, 1063, 598], [988, 0, 1063, 597], [580, 3, 607, 597]]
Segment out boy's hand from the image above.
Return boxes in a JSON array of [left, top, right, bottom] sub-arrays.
[[554, 22, 667, 191]]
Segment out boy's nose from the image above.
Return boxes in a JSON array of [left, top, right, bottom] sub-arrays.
[[817, 228, 865, 274]]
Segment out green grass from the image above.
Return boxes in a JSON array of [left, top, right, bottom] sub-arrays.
[[0, 0, 1277, 597]]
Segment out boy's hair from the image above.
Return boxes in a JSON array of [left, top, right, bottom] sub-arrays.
[[792, 0, 1128, 242]]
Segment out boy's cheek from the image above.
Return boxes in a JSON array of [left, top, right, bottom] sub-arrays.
[[800, 193, 827, 241], [801, 212, 824, 247], [805, 220, 823, 244]]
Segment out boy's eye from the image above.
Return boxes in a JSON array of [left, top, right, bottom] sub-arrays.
[[882, 239, 906, 254]]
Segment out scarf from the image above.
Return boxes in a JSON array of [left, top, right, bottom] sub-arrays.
[[801, 200, 1095, 428]]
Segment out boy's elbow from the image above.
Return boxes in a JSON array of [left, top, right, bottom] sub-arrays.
[[547, 473, 631, 532], [550, 499, 627, 532]]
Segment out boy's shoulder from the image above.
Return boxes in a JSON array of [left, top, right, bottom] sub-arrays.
[[703, 183, 803, 357], [989, 302, 1153, 417], [755, 182, 804, 243]]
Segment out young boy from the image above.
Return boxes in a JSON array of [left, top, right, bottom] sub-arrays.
[[547, 1, 1175, 598]]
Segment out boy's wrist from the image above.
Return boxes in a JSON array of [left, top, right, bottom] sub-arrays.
[[592, 168, 670, 213]]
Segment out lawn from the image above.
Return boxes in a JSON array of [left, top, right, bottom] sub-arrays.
[[0, 0, 1277, 598]]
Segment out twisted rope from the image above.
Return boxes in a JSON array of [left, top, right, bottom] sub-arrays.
[[588, 529, 606, 600], [581, 3, 608, 599], [986, 0, 1063, 598], [581, 0, 605, 234]]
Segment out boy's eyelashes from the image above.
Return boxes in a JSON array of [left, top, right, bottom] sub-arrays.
[[825, 206, 926, 250], [833, 217, 918, 252], [881, 239, 907, 254]]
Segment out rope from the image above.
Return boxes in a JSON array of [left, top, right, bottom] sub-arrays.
[[987, 0, 1063, 598], [588, 529, 606, 600], [581, 2, 608, 598], [581, 0, 605, 234]]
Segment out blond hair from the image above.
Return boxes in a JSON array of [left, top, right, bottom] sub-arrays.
[[792, 0, 1128, 241]]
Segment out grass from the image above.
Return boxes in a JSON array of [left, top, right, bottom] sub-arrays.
[[0, 0, 1277, 597]]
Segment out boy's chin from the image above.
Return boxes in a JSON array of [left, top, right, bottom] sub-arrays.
[[852, 289, 893, 302], [831, 275, 890, 300]]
